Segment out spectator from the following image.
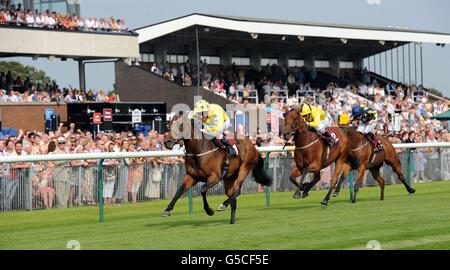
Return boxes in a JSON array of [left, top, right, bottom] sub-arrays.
[[50, 136, 71, 208]]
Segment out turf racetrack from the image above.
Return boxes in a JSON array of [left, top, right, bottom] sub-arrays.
[[1, 181, 450, 250]]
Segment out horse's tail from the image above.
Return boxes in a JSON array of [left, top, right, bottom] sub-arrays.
[[347, 154, 360, 170], [252, 153, 273, 186]]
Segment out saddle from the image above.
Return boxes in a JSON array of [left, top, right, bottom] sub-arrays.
[[212, 138, 239, 180]]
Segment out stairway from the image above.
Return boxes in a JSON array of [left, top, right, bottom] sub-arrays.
[[115, 62, 234, 110]]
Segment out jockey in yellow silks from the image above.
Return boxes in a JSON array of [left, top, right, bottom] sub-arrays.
[[299, 103, 336, 145], [188, 100, 236, 156]]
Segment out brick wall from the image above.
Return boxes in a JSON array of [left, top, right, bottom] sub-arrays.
[[0, 103, 67, 132]]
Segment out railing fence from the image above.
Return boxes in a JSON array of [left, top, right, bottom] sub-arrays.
[[1, 143, 449, 223]]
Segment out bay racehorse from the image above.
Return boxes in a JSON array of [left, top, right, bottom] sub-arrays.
[[333, 125, 415, 202], [283, 108, 359, 206], [162, 111, 272, 224]]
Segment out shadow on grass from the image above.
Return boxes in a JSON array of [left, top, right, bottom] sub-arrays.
[[144, 213, 253, 228]]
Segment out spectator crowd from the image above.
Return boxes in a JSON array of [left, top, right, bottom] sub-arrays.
[[0, 123, 185, 211], [147, 58, 449, 145], [1, 69, 119, 103], [0, 3, 128, 32]]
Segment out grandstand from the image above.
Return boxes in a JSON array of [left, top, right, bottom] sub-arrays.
[[1, 7, 450, 254], [116, 13, 450, 109]]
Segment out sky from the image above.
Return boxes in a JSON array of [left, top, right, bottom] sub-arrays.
[[4, 0, 450, 96]]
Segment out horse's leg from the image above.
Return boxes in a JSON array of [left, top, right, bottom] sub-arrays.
[[289, 166, 303, 199], [230, 198, 237, 224], [200, 174, 222, 216], [322, 157, 346, 205], [302, 171, 321, 198], [369, 166, 385, 201], [352, 164, 367, 203], [218, 164, 250, 212], [221, 175, 239, 224], [162, 174, 196, 217], [298, 166, 309, 191], [333, 163, 350, 197], [201, 183, 215, 216], [300, 162, 319, 198], [385, 156, 416, 194]]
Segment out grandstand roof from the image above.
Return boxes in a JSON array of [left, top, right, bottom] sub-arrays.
[[0, 25, 139, 59], [136, 13, 450, 45]]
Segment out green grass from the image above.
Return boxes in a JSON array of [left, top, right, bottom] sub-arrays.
[[1, 181, 450, 250]]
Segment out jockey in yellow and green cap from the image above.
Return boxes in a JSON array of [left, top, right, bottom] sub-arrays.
[[300, 103, 336, 145], [350, 105, 383, 152], [189, 99, 236, 156]]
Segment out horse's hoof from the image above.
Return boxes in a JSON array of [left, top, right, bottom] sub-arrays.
[[218, 204, 226, 211], [205, 208, 215, 216], [162, 211, 170, 217], [293, 190, 302, 199], [409, 188, 416, 194], [380, 197, 384, 201], [332, 191, 339, 197], [351, 199, 356, 203], [320, 200, 328, 206], [301, 192, 309, 199]]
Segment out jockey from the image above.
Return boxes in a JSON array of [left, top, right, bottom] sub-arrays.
[[189, 99, 237, 156], [350, 105, 383, 152], [300, 103, 336, 145]]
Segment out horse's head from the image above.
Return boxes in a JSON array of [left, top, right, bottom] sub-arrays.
[[283, 106, 307, 141], [164, 111, 191, 149]]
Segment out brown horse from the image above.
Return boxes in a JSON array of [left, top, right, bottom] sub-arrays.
[[162, 112, 272, 224], [332, 125, 415, 202], [283, 108, 359, 206]]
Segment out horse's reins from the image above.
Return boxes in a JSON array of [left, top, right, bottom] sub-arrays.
[[352, 141, 369, 152], [296, 138, 321, 150], [185, 147, 220, 157], [284, 116, 321, 151]]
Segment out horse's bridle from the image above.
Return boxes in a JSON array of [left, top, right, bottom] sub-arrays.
[[167, 117, 220, 158], [285, 111, 302, 138]]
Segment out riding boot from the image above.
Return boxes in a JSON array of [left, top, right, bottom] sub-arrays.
[[221, 138, 237, 156], [211, 138, 223, 149], [366, 132, 382, 152], [321, 131, 336, 146]]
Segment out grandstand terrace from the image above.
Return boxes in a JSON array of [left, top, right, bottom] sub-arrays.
[[116, 13, 450, 107]]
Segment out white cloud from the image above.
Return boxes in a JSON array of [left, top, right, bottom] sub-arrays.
[[367, 0, 382, 5]]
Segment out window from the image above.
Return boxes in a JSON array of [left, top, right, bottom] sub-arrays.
[[314, 60, 330, 68], [288, 59, 305, 67], [139, 53, 155, 63], [200, 56, 221, 65], [166, 54, 188, 64], [261, 58, 278, 66], [339, 61, 354, 69], [231, 57, 250, 66]]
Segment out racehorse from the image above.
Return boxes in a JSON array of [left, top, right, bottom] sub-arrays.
[[283, 108, 359, 206], [332, 125, 416, 202], [162, 112, 272, 224]]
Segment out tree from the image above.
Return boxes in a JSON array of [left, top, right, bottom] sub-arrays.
[[426, 88, 447, 98], [0, 61, 53, 86]]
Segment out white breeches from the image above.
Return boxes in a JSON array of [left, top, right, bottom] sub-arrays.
[[317, 117, 331, 133], [356, 122, 377, 134]]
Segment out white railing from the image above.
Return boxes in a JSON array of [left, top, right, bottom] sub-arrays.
[[268, 89, 289, 103], [296, 90, 316, 105], [1, 143, 449, 163], [236, 89, 259, 104]]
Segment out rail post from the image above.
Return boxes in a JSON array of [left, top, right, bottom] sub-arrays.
[[406, 149, 412, 192], [97, 159, 104, 224], [265, 153, 271, 208], [188, 188, 193, 214]]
